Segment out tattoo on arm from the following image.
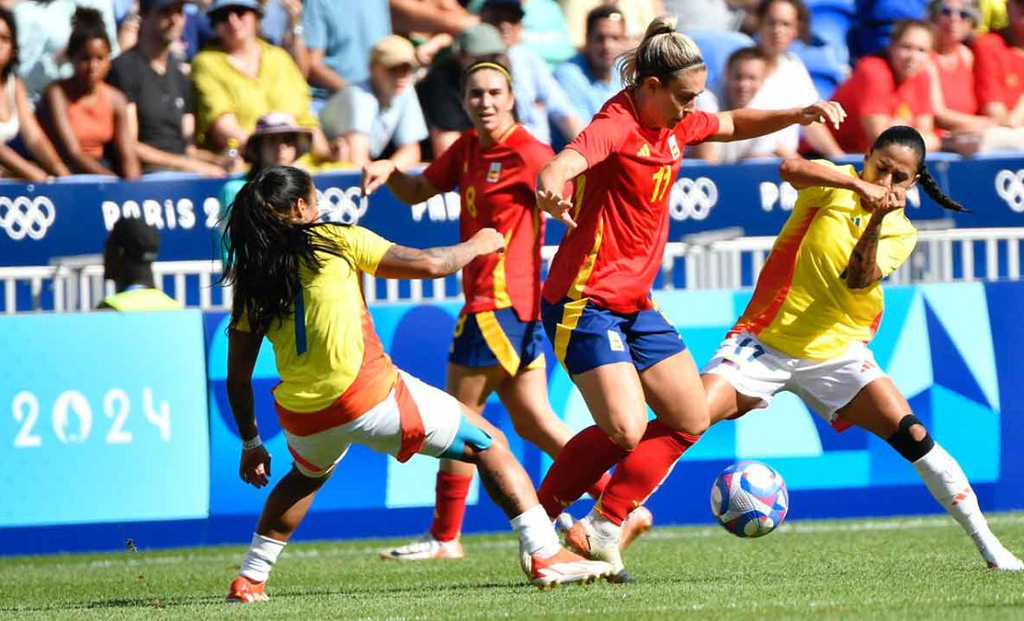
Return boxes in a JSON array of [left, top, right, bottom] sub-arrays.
[[378, 240, 479, 279], [845, 213, 884, 289]]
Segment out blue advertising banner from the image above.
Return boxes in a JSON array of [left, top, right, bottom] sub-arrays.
[[1, 156, 1021, 267], [202, 281, 1021, 540], [0, 280, 1021, 555], [0, 311, 210, 527]]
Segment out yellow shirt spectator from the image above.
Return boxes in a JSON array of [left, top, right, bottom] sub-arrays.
[[192, 39, 318, 149], [733, 161, 918, 361]]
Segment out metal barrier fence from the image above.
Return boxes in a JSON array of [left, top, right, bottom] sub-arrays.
[[1, 227, 1023, 313]]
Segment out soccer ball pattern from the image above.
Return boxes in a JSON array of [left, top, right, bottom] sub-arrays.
[[710, 461, 789, 538]]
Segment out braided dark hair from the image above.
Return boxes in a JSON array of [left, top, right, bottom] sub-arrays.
[[872, 125, 967, 212], [222, 166, 346, 334]]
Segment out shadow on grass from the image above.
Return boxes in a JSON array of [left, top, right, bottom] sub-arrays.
[[0, 580, 525, 613]]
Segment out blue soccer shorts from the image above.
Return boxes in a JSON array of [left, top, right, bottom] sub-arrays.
[[448, 308, 546, 376], [541, 297, 686, 376]]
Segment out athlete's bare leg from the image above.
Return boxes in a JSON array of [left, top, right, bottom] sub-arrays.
[[702, 373, 764, 425]]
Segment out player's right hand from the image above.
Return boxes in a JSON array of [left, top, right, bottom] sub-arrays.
[[239, 445, 271, 489], [536, 189, 576, 228], [362, 159, 397, 196], [471, 227, 506, 255]]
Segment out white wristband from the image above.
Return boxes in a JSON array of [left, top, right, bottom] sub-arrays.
[[242, 436, 263, 451]]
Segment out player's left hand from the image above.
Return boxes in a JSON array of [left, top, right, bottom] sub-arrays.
[[240, 445, 272, 488], [798, 101, 846, 130]]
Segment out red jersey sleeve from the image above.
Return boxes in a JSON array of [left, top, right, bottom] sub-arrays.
[[566, 110, 633, 168], [856, 57, 897, 116], [972, 33, 1005, 109], [422, 132, 467, 193], [675, 111, 720, 145]]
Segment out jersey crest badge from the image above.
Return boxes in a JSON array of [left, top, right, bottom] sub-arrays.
[[486, 162, 502, 183], [637, 143, 651, 158], [668, 135, 681, 160]]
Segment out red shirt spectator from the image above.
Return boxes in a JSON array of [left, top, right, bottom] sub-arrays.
[[829, 21, 938, 153], [973, 31, 1024, 123], [933, 49, 978, 115]]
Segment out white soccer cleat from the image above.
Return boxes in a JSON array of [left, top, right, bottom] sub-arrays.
[[379, 535, 465, 561], [564, 516, 631, 583], [520, 546, 613, 588]]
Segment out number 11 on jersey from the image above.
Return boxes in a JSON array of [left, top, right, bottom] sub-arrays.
[[651, 165, 672, 202]]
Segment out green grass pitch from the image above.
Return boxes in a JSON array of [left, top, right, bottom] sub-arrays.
[[1, 513, 1022, 620]]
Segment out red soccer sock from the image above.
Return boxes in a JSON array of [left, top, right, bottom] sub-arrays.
[[429, 471, 473, 542], [586, 473, 611, 500], [595, 420, 701, 525], [539, 426, 628, 519]]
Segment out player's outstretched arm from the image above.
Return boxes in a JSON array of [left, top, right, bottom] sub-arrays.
[[361, 158, 439, 205], [536, 149, 588, 228], [375, 228, 506, 280], [227, 327, 272, 488], [712, 102, 847, 143]]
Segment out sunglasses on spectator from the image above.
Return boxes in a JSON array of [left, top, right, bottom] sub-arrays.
[[938, 5, 974, 20], [210, 7, 255, 25]]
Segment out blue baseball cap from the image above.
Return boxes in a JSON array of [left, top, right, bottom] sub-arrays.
[[207, 0, 263, 18]]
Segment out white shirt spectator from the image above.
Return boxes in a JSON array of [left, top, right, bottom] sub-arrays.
[[320, 80, 428, 159], [746, 52, 819, 154], [696, 90, 795, 164]]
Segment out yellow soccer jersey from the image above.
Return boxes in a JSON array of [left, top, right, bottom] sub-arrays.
[[235, 224, 396, 413], [733, 161, 918, 361]]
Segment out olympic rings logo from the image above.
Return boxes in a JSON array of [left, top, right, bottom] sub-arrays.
[[0, 196, 56, 241], [994, 169, 1024, 214], [669, 176, 717, 221], [317, 186, 368, 224]]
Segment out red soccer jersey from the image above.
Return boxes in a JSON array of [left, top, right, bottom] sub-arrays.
[[829, 56, 934, 153], [973, 31, 1024, 113], [542, 91, 719, 314], [424, 125, 553, 321]]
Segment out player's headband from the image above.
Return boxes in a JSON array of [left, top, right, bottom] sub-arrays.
[[465, 61, 513, 85]]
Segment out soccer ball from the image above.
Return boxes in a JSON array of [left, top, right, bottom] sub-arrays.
[[710, 461, 789, 538]]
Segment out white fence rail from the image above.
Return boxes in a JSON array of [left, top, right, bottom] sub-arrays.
[[1, 227, 1022, 314]]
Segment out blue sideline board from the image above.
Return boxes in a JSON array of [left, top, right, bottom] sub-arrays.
[[0, 156, 1022, 268], [0, 281, 1021, 554]]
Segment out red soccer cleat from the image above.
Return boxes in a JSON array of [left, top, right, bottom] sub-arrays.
[[226, 576, 269, 604]]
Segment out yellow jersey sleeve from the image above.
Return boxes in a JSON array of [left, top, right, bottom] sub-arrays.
[[877, 212, 918, 277], [317, 225, 394, 275]]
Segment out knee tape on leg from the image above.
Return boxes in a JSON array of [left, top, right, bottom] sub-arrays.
[[886, 414, 934, 462], [440, 416, 493, 460]]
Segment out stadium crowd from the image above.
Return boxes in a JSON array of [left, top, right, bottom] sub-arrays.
[[0, 0, 1021, 182]]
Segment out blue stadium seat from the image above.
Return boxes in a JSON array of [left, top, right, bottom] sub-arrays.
[[805, 0, 854, 65], [848, 0, 927, 60], [790, 40, 850, 100], [685, 30, 756, 93]]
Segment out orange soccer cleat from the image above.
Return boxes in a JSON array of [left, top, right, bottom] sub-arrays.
[[226, 576, 269, 604], [520, 546, 613, 588]]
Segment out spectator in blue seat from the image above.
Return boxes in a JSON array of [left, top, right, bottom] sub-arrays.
[[99, 217, 181, 312], [0, 7, 71, 181], [108, 0, 225, 176], [553, 4, 628, 121], [302, 0, 391, 111], [318, 35, 428, 167], [753, 0, 845, 156], [481, 0, 584, 143]]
